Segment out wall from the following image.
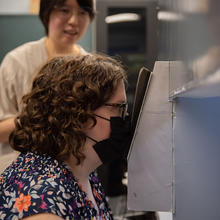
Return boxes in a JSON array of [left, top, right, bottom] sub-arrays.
[[0, 0, 30, 14]]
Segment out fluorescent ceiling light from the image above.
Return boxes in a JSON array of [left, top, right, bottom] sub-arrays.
[[157, 11, 184, 21], [105, 13, 141, 24]]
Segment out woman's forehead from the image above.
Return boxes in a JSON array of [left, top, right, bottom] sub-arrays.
[[108, 80, 127, 103]]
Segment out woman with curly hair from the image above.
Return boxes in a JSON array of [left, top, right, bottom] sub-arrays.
[[0, 0, 96, 170], [0, 54, 131, 220]]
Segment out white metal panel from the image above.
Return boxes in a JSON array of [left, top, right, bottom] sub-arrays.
[[128, 61, 173, 212]]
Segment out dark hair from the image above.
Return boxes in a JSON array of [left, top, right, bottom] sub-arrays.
[[39, 0, 96, 35], [9, 54, 126, 164]]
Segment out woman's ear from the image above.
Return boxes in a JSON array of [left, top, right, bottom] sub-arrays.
[[83, 117, 96, 131]]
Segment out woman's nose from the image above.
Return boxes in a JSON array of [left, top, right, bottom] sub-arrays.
[[67, 13, 79, 25]]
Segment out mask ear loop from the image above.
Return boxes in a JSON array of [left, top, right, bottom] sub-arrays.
[[94, 114, 110, 121], [86, 114, 110, 144], [86, 135, 98, 143]]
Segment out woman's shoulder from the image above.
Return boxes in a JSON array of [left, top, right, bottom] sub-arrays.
[[7, 37, 46, 56], [0, 152, 78, 219], [75, 44, 88, 56], [0, 152, 64, 187], [0, 152, 68, 187], [1, 37, 47, 68]]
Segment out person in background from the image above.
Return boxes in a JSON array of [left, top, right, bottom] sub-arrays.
[[0, 0, 95, 171], [0, 54, 131, 220]]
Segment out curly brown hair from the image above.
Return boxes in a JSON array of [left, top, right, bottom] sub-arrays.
[[9, 54, 127, 164]]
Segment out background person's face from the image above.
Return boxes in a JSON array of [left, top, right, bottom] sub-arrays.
[[48, 0, 90, 48], [85, 80, 127, 142]]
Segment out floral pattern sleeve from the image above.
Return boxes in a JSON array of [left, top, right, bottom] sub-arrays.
[[0, 152, 113, 220]]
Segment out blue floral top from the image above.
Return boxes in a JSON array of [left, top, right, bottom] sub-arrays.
[[0, 152, 113, 220]]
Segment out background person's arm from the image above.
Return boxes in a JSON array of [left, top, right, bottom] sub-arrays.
[[21, 213, 64, 220], [0, 53, 21, 144], [0, 117, 15, 143]]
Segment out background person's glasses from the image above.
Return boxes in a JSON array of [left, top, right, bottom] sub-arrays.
[[104, 103, 128, 120], [53, 6, 89, 20]]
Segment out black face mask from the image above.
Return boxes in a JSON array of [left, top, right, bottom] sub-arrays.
[[89, 116, 132, 164]]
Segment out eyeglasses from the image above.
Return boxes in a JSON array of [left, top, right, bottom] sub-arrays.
[[104, 103, 128, 120], [53, 5, 89, 20]]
